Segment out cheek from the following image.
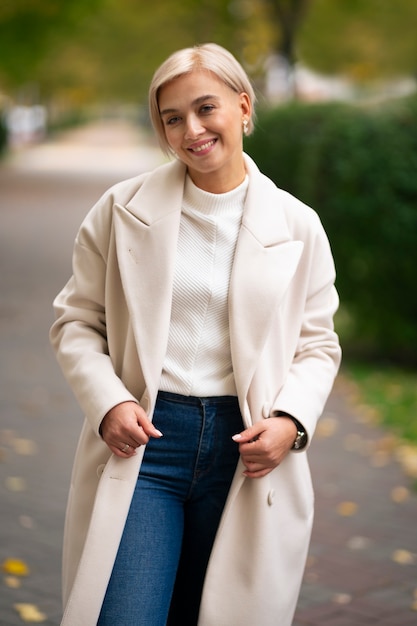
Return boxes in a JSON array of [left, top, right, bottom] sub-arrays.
[[165, 127, 182, 148]]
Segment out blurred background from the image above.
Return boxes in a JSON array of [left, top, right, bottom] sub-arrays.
[[1, 1, 417, 624]]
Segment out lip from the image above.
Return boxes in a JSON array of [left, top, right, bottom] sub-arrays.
[[187, 138, 217, 154]]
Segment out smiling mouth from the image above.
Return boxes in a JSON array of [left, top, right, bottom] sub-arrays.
[[188, 139, 217, 153]]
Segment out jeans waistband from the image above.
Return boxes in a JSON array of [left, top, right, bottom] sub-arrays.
[[157, 390, 239, 408]]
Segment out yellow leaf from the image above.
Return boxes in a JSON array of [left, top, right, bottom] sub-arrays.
[[5, 476, 27, 492], [396, 445, 417, 478], [316, 416, 338, 438], [4, 575, 21, 588], [337, 501, 358, 517], [13, 604, 47, 623], [2, 558, 30, 576], [12, 438, 38, 456], [392, 549, 415, 565], [332, 593, 352, 605], [391, 486, 410, 503]]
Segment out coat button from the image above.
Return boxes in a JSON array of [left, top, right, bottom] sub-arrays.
[[267, 489, 275, 506], [96, 464, 106, 477]]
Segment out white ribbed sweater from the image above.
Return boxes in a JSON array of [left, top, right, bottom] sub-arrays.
[[159, 175, 248, 397]]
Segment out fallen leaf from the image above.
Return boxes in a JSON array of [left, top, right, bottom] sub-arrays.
[[12, 438, 38, 456], [316, 416, 338, 438], [337, 501, 358, 517], [14, 604, 47, 623], [391, 486, 410, 503], [332, 593, 352, 605], [355, 404, 380, 425], [347, 536, 371, 551], [395, 445, 417, 478], [392, 549, 415, 565], [5, 476, 27, 492], [4, 575, 21, 588], [2, 558, 30, 576]]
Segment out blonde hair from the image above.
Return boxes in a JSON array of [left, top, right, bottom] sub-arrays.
[[149, 43, 256, 154]]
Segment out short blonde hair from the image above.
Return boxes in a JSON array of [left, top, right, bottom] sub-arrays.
[[149, 43, 256, 154]]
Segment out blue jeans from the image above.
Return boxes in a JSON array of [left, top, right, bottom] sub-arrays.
[[98, 391, 243, 626]]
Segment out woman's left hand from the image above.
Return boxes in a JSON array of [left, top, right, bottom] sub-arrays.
[[232, 417, 298, 478]]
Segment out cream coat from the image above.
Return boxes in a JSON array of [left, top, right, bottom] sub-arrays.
[[50, 154, 341, 626]]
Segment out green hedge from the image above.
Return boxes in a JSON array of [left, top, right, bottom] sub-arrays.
[[245, 96, 417, 365], [0, 111, 8, 156]]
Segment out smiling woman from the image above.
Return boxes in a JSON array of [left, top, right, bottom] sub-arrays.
[[50, 42, 341, 626]]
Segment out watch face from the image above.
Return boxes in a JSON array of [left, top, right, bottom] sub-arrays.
[[294, 430, 307, 449]]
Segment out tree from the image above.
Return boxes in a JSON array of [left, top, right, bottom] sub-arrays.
[[0, 0, 100, 93], [263, 0, 312, 68], [298, 0, 417, 83]]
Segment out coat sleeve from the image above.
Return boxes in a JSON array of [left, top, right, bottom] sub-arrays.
[[49, 186, 140, 436], [272, 208, 341, 446]]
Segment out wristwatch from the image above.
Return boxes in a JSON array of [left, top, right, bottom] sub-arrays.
[[276, 411, 307, 450], [291, 419, 307, 450]]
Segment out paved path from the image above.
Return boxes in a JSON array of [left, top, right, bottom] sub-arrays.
[[0, 121, 416, 625]]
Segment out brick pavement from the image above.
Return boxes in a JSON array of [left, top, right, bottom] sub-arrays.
[[293, 381, 417, 625], [1, 121, 416, 625]]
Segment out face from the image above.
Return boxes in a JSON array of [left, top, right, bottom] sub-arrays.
[[158, 70, 251, 193]]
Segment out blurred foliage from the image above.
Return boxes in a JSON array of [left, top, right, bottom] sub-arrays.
[[344, 362, 417, 446], [0, 111, 8, 154], [244, 95, 417, 365], [1, 0, 417, 107], [299, 0, 417, 82], [0, 0, 100, 90]]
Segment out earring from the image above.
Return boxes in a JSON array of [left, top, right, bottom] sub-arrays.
[[243, 119, 249, 135]]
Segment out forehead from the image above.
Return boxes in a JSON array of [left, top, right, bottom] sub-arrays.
[[158, 70, 237, 111]]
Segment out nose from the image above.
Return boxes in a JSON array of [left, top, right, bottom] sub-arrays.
[[184, 114, 205, 140]]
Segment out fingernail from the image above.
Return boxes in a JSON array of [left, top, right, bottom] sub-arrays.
[[232, 434, 242, 441], [154, 429, 163, 437]]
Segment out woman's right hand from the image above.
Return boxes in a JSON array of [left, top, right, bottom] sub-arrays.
[[100, 401, 163, 458]]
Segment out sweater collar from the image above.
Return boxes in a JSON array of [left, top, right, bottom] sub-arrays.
[[183, 174, 249, 217]]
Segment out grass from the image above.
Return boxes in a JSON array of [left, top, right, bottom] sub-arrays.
[[341, 361, 417, 445]]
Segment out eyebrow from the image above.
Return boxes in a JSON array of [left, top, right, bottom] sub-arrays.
[[159, 94, 220, 116]]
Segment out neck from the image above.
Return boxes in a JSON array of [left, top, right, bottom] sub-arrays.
[[187, 160, 247, 194]]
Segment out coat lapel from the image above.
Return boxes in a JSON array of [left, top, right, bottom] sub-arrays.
[[113, 159, 186, 402], [229, 156, 303, 413]]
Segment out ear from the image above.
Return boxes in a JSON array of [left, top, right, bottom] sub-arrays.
[[239, 92, 252, 119]]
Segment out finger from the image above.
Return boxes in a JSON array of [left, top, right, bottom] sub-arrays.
[[135, 412, 163, 439], [232, 425, 263, 444], [108, 443, 136, 458], [243, 466, 272, 479]]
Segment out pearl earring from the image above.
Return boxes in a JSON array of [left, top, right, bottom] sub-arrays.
[[243, 119, 249, 135]]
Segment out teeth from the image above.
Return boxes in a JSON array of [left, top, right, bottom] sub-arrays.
[[192, 140, 215, 152]]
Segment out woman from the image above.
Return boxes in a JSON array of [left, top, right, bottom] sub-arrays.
[[50, 43, 341, 626]]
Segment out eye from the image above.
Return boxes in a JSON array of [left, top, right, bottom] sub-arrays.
[[165, 116, 181, 126], [200, 104, 215, 114]]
